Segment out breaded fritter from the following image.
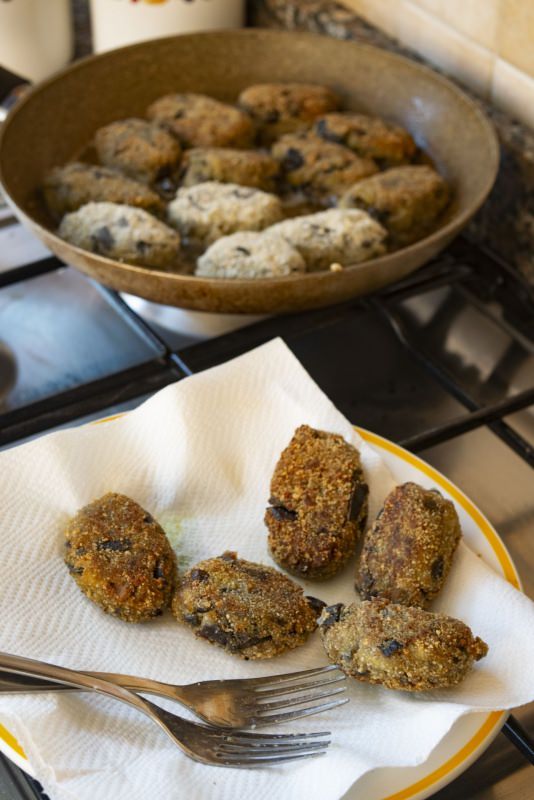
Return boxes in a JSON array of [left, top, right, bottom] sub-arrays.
[[239, 82, 341, 144], [146, 93, 255, 149], [196, 231, 306, 279], [180, 147, 280, 191], [94, 118, 182, 184], [355, 482, 461, 608], [339, 165, 449, 246], [64, 493, 177, 622], [172, 551, 321, 659], [167, 181, 283, 244], [43, 162, 164, 220], [268, 208, 387, 271], [314, 113, 416, 166], [272, 132, 377, 200], [265, 425, 369, 580], [58, 202, 180, 269], [319, 599, 488, 691]]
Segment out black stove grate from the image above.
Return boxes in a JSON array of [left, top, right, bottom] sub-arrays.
[[1, 237, 534, 456]]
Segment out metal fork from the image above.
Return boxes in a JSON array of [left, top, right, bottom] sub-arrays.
[[0, 660, 347, 728], [0, 652, 331, 767]]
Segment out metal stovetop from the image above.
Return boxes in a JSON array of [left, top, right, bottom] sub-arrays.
[[0, 203, 533, 798]]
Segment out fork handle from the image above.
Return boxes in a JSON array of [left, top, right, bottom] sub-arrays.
[[0, 652, 166, 726], [0, 653, 209, 762], [0, 666, 188, 707], [0, 671, 71, 692]]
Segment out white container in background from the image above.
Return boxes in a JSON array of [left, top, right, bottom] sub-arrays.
[[0, 0, 73, 82], [90, 0, 245, 53]]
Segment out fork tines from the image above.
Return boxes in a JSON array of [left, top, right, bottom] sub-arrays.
[[247, 664, 342, 686], [214, 728, 332, 767], [245, 665, 348, 727]]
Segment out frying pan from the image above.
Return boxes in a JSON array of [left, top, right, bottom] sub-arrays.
[[0, 29, 499, 314]]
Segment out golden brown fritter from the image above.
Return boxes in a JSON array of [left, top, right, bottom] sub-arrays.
[[265, 425, 368, 580], [339, 165, 449, 246], [64, 493, 176, 623], [355, 482, 461, 608], [172, 551, 321, 659], [272, 132, 377, 200], [319, 599, 488, 691], [94, 118, 182, 184], [146, 93, 255, 149], [43, 162, 164, 220], [180, 147, 280, 191], [314, 113, 416, 166], [239, 83, 341, 144]]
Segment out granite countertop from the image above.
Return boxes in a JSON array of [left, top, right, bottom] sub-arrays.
[[69, 0, 534, 284], [248, 0, 534, 283]]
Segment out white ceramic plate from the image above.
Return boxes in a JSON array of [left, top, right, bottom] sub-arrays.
[[0, 425, 520, 799]]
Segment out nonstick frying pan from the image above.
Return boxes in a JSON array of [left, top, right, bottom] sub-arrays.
[[0, 29, 499, 314]]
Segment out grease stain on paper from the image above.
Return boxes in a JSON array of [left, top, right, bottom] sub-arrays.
[[159, 510, 192, 571]]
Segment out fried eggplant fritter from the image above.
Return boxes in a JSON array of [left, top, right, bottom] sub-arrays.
[[268, 208, 387, 271], [196, 230, 306, 279], [180, 147, 279, 192], [64, 493, 176, 622], [272, 132, 377, 200], [265, 425, 368, 580], [339, 165, 449, 246], [167, 181, 283, 244], [314, 113, 416, 166], [355, 482, 461, 608], [239, 82, 340, 144], [58, 202, 180, 269], [94, 117, 182, 184], [319, 599, 488, 691], [172, 551, 321, 659], [43, 162, 164, 220], [146, 93, 255, 149]]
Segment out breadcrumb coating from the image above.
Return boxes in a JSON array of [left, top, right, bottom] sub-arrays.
[[319, 599, 488, 691], [64, 493, 176, 622], [265, 425, 368, 579], [356, 482, 461, 608], [172, 551, 320, 659]]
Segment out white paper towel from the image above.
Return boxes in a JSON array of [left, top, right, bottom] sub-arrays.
[[0, 338, 532, 800]]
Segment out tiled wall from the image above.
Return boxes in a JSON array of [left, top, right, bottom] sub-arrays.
[[341, 0, 534, 130]]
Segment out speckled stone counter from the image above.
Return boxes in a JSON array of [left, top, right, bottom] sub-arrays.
[[249, 0, 534, 282]]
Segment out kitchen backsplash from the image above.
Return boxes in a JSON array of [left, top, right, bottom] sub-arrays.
[[341, 0, 534, 131]]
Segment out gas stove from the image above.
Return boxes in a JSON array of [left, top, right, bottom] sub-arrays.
[[0, 203, 533, 799]]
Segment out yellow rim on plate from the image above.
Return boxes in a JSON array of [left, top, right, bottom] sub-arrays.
[[0, 420, 520, 799], [0, 723, 25, 759]]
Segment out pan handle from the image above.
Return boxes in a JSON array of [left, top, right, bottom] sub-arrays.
[[0, 65, 30, 122]]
